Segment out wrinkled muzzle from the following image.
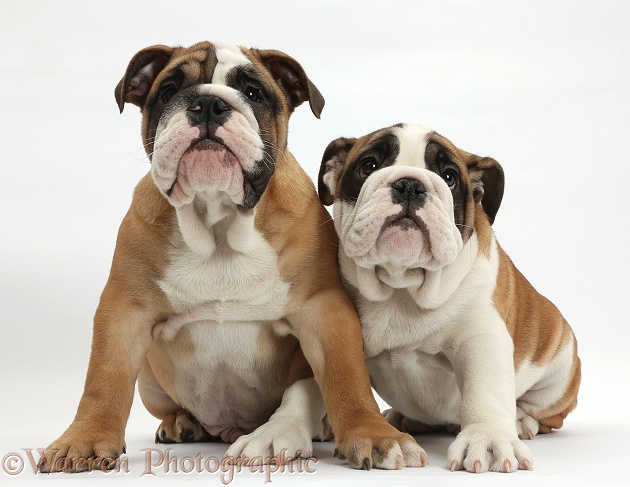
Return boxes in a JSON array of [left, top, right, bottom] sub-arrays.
[[337, 166, 463, 271]]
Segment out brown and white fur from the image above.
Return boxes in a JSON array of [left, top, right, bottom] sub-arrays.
[[318, 123, 581, 473], [39, 43, 426, 472]]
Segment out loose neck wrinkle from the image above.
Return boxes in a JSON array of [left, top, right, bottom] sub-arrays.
[[176, 191, 256, 257], [341, 235, 479, 310]]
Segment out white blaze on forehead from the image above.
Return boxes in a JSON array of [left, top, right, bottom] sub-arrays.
[[211, 41, 251, 85], [392, 124, 433, 168]]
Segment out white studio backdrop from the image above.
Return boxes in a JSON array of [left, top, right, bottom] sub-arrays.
[[1, 1, 628, 485]]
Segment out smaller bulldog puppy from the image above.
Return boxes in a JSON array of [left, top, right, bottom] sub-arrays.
[[318, 123, 581, 473]]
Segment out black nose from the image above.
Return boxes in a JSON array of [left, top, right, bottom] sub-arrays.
[[391, 178, 427, 207], [186, 95, 231, 127]]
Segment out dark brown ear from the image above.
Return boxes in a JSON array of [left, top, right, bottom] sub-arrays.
[[256, 49, 325, 118], [115, 45, 174, 113], [318, 137, 357, 205], [467, 155, 505, 225]]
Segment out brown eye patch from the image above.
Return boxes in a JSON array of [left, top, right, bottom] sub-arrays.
[[339, 133, 400, 204]]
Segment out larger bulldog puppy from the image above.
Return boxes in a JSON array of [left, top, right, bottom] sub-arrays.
[[318, 123, 581, 473], [39, 42, 426, 473]]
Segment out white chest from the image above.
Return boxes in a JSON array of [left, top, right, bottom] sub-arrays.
[[355, 238, 499, 359], [158, 221, 290, 319], [367, 349, 461, 425], [153, 209, 293, 440]]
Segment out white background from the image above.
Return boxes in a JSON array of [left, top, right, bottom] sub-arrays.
[[1, 0, 628, 485]]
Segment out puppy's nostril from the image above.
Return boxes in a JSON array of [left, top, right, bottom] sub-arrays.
[[212, 99, 229, 115], [392, 179, 407, 193], [392, 178, 425, 195], [187, 96, 230, 116]]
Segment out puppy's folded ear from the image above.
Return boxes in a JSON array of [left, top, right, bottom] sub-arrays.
[[255, 49, 325, 119], [115, 45, 174, 113], [466, 155, 505, 225], [318, 137, 356, 206]]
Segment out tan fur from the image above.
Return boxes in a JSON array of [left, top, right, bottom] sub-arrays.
[[474, 207, 493, 256], [430, 132, 578, 411], [537, 342, 581, 432], [482, 199, 581, 432], [37, 174, 177, 471]]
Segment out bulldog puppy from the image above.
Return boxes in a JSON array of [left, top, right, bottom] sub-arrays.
[[318, 123, 581, 473], [39, 42, 426, 473]]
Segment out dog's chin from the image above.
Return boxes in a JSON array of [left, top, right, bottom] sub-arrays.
[[351, 219, 460, 273], [165, 139, 246, 207], [374, 222, 436, 269]]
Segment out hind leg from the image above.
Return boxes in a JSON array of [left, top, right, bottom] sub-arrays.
[[516, 405, 540, 439], [385, 409, 461, 436], [138, 363, 210, 443], [383, 409, 458, 435], [516, 340, 581, 439], [154, 411, 210, 444]]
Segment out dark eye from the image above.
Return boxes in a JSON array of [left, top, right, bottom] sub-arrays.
[[442, 168, 458, 189], [244, 85, 264, 103], [159, 82, 178, 104], [359, 156, 379, 177]]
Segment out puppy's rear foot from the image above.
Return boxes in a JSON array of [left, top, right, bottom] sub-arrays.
[[155, 410, 209, 443], [516, 406, 539, 440], [383, 409, 445, 434]]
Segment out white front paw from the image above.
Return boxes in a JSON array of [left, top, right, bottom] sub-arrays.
[[224, 417, 313, 462], [447, 424, 533, 473]]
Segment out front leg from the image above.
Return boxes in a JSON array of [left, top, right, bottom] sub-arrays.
[[39, 280, 159, 472], [446, 322, 533, 473], [289, 290, 427, 470], [225, 378, 326, 461]]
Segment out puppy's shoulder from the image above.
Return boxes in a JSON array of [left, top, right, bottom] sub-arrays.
[[129, 172, 175, 226]]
